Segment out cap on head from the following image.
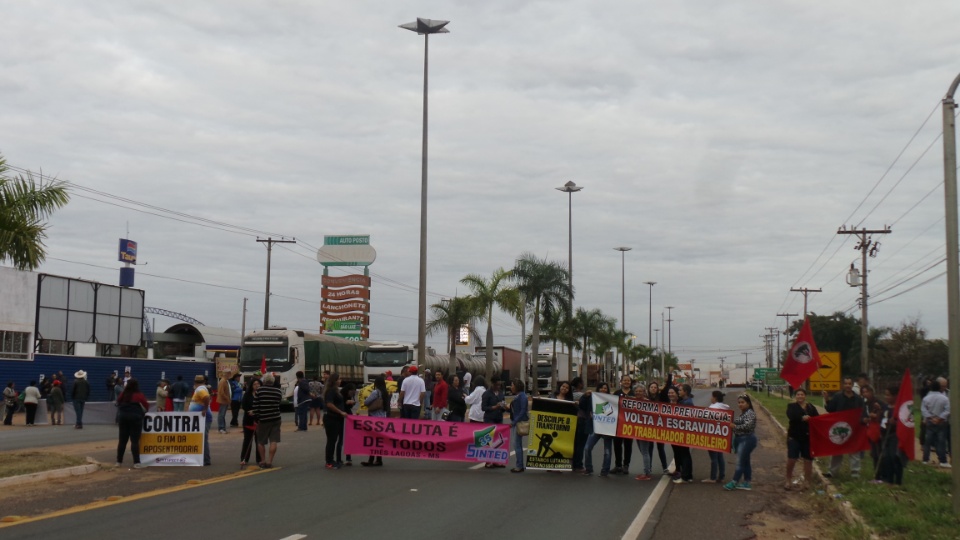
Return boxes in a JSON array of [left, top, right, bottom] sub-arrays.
[[409, 366, 418, 374], [194, 375, 205, 383]]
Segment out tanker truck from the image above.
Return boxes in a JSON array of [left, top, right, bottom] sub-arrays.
[[362, 342, 501, 383]]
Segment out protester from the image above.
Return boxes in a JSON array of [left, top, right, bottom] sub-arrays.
[[362, 375, 390, 467], [877, 385, 904, 484], [323, 373, 349, 469], [48, 380, 65, 425], [115, 379, 149, 468], [431, 370, 449, 421], [822, 376, 866, 477], [3, 381, 17, 425], [189, 375, 213, 466], [648, 379, 671, 474], [240, 379, 262, 468], [254, 372, 283, 469], [554, 381, 573, 401], [861, 384, 885, 474], [921, 378, 950, 468], [23, 381, 41, 425], [481, 376, 507, 469], [583, 382, 614, 476], [510, 379, 529, 473], [155, 380, 169, 412], [308, 374, 324, 426], [462, 371, 472, 394], [613, 375, 634, 475], [724, 394, 757, 491], [669, 387, 694, 483], [229, 373, 243, 427], [573, 379, 592, 472], [170, 375, 190, 411], [704, 390, 731, 483], [71, 370, 90, 429], [423, 368, 434, 419], [216, 374, 232, 434], [785, 388, 818, 490], [447, 374, 467, 422], [465, 376, 487, 423], [398, 366, 426, 420], [633, 384, 655, 481], [293, 371, 310, 432]]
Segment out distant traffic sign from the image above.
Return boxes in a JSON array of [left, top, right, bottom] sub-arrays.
[[808, 351, 841, 392]]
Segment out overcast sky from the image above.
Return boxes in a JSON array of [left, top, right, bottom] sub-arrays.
[[3, 1, 959, 376]]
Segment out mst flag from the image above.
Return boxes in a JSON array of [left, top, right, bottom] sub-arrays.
[[260, 355, 267, 375], [809, 408, 870, 457], [780, 318, 822, 389], [895, 369, 916, 461]]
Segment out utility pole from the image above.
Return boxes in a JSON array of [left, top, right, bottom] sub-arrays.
[[790, 287, 822, 317], [837, 225, 892, 375], [765, 328, 778, 368], [718, 356, 727, 388], [742, 352, 750, 385], [256, 237, 296, 330], [777, 313, 797, 371], [941, 71, 960, 513]]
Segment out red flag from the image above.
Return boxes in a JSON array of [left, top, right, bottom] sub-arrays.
[[894, 369, 916, 461], [261, 355, 267, 375], [779, 318, 822, 389], [809, 408, 870, 457]]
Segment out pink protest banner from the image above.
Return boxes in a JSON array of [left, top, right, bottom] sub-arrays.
[[344, 416, 511, 464]]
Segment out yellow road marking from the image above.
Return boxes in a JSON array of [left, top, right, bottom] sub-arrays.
[[0, 467, 279, 528]]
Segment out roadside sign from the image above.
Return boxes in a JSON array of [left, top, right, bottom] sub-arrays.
[[764, 371, 786, 385], [753, 367, 777, 380], [808, 351, 841, 392]]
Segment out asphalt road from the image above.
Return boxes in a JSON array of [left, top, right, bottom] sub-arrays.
[[1, 408, 676, 540]]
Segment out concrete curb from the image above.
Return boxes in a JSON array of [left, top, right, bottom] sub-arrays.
[[0, 459, 100, 489], [752, 396, 878, 540]]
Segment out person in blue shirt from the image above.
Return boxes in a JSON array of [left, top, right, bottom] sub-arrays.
[[510, 379, 529, 473]]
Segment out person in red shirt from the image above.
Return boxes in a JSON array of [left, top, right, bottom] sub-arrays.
[[116, 379, 150, 468], [431, 371, 449, 420]]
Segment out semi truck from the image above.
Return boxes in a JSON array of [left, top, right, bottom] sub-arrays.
[[362, 342, 501, 383]]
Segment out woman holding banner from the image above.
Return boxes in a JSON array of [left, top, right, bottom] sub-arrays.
[[704, 390, 731, 483], [583, 382, 614, 476], [648, 379, 671, 475], [724, 394, 757, 491], [116, 379, 149, 468], [362, 375, 389, 467], [510, 379, 529, 473], [324, 373, 348, 469], [482, 377, 507, 468]]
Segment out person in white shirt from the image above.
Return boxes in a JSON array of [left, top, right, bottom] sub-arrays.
[[398, 366, 426, 419], [464, 376, 487, 423]]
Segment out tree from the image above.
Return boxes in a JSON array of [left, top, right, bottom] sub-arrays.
[[571, 307, 609, 384], [0, 155, 70, 270], [625, 342, 655, 379], [873, 318, 948, 388], [511, 253, 572, 393], [425, 297, 481, 376], [461, 268, 515, 381]]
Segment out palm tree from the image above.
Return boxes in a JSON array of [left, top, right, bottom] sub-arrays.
[[571, 307, 608, 384], [461, 267, 515, 380], [528, 304, 572, 392], [425, 297, 481, 375], [0, 155, 70, 270], [511, 253, 572, 393], [625, 342, 655, 380]]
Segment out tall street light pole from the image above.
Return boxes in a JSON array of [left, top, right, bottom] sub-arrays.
[[940, 71, 960, 513], [615, 247, 632, 378], [400, 17, 449, 368], [644, 281, 656, 375], [557, 181, 583, 373], [666, 306, 674, 356]]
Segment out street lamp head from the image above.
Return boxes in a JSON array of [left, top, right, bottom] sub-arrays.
[[644, 281, 657, 287], [399, 18, 451, 35], [614, 246, 632, 252], [556, 180, 583, 193]]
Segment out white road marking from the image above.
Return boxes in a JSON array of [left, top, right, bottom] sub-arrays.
[[278, 535, 307, 540], [622, 460, 676, 540]]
